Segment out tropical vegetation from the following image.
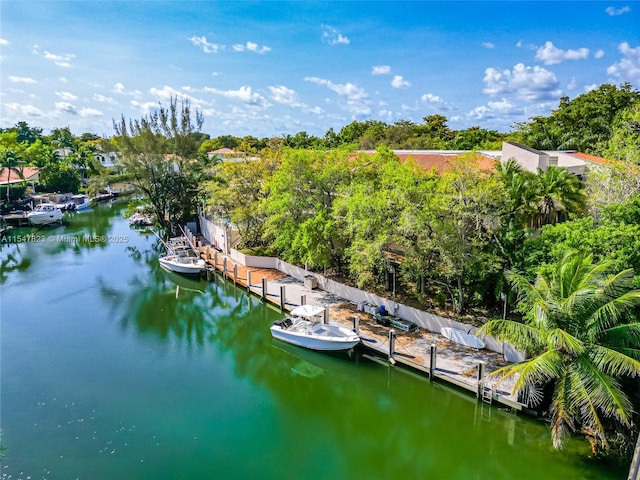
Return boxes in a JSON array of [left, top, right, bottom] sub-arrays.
[[2, 82, 640, 458]]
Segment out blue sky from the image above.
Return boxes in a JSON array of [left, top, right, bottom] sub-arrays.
[[1, 1, 639, 139]]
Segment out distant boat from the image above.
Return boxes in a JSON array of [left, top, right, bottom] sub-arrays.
[[440, 327, 486, 349], [71, 194, 91, 211], [158, 253, 206, 276], [27, 203, 63, 226], [270, 304, 360, 352]]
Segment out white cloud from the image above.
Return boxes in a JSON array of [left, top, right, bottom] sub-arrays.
[[149, 85, 194, 102], [567, 77, 578, 90], [594, 49, 605, 59], [482, 42, 495, 49], [246, 41, 271, 54], [55, 102, 77, 114], [93, 93, 115, 104], [269, 85, 300, 106], [372, 65, 391, 75], [321, 24, 350, 45], [112, 82, 142, 97], [4, 102, 44, 117], [56, 91, 77, 101], [0, 38, 8, 45], [79, 108, 103, 118], [130, 100, 157, 113], [304, 76, 371, 116], [9, 76, 37, 84], [232, 41, 271, 54], [189, 35, 223, 54], [60, 77, 68, 83], [205, 85, 270, 108], [483, 63, 562, 101], [535, 41, 589, 65], [468, 98, 524, 121], [419, 93, 452, 111], [605, 5, 630, 16], [32, 45, 75, 67], [585, 84, 598, 92], [606, 42, 640, 84], [391, 75, 411, 89]]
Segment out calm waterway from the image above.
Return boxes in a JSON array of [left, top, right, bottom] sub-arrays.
[[0, 203, 624, 479]]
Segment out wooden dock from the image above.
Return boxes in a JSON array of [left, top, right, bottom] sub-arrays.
[[2, 212, 30, 227], [188, 235, 529, 413]]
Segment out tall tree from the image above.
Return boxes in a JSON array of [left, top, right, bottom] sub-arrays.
[[113, 97, 205, 231], [479, 251, 640, 452], [0, 149, 25, 202]]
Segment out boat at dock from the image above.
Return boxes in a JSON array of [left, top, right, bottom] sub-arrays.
[[270, 304, 360, 352], [26, 203, 63, 226], [71, 194, 91, 211], [158, 253, 206, 276], [440, 327, 486, 349]]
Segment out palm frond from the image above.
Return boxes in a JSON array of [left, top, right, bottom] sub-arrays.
[[477, 319, 543, 352], [589, 291, 640, 337], [546, 328, 584, 356], [589, 344, 640, 378]]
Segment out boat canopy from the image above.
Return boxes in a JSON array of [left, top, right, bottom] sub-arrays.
[[290, 305, 325, 318]]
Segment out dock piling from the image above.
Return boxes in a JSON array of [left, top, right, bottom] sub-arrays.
[[261, 277, 267, 300], [477, 361, 486, 399], [233, 264, 238, 281], [223, 258, 227, 278], [429, 343, 437, 379], [301, 294, 306, 306], [353, 315, 360, 333], [388, 330, 396, 365], [324, 306, 329, 324], [280, 285, 286, 310], [247, 271, 252, 291]]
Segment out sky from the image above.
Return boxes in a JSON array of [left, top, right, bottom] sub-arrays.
[[1, 1, 639, 139]]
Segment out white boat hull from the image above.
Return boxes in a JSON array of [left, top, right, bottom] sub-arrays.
[[270, 321, 360, 351], [158, 255, 206, 275], [441, 327, 486, 349], [27, 204, 63, 225]]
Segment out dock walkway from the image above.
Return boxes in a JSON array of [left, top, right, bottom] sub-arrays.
[[191, 235, 527, 412]]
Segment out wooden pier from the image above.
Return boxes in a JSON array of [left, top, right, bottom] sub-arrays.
[[186, 232, 529, 413], [2, 212, 30, 227]]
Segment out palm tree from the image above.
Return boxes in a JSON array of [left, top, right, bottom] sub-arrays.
[[1, 149, 25, 203], [528, 166, 586, 229], [479, 251, 640, 451]]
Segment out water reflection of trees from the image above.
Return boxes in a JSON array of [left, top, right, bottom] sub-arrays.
[[0, 242, 31, 283], [0, 202, 127, 282], [84, 206, 611, 479]]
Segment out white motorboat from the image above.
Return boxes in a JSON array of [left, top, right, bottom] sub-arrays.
[[158, 253, 206, 275], [27, 203, 63, 226], [71, 194, 91, 210], [270, 305, 360, 352], [440, 327, 486, 349]]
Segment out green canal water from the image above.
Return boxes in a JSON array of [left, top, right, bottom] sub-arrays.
[[0, 203, 625, 479]]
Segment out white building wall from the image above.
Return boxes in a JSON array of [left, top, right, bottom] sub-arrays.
[[502, 142, 549, 173]]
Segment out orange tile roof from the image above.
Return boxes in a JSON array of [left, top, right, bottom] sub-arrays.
[[394, 152, 496, 174], [571, 152, 609, 166], [0, 167, 40, 184]]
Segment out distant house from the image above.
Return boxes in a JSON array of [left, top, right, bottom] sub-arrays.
[[94, 151, 119, 168], [208, 148, 259, 163], [360, 143, 611, 181], [359, 149, 496, 174], [497, 142, 611, 180], [0, 166, 40, 186]]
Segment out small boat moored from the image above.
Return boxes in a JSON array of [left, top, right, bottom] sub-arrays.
[[71, 194, 91, 211], [270, 304, 360, 352], [158, 253, 206, 276], [27, 203, 63, 226]]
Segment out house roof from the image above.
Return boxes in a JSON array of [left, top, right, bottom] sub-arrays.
[[570, 152, 609, 166], [210, 148, 236, 155], [0, 167, 40, 185], [392, 151, 496, 174]]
